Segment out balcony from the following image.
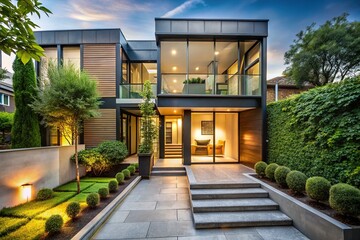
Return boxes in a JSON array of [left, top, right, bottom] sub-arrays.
[[119, 83, 157, 99], [160, 74, 261, 96]]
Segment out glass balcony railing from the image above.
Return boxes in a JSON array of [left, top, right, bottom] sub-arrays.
[[161, 74, 261, 96], [119, 83, 157, 99]]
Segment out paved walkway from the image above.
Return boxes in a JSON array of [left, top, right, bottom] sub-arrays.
[[92, 165, 308, 239]]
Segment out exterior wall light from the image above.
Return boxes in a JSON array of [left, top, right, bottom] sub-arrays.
[[21, 183, 32, 202]]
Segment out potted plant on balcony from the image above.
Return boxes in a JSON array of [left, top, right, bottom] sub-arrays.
[[183, 77, 206, 94], [138, 80, 158, 179]]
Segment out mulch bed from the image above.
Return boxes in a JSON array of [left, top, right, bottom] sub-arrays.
[[42, 173, 139, 240], [254, 175, 360, 227]]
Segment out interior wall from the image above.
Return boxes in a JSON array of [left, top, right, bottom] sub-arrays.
[[239, 108, 262, 167], [131, 116, 137, 154], [225, 114, 238, 159], [191, 113, 213, 145], [165, 117, 182, 144]]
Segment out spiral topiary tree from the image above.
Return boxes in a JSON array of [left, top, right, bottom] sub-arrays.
[[11, 56, 41, 148]]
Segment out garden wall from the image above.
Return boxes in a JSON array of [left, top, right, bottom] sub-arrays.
[[267, 77, 360, 187], [0, 145, 85, 208]]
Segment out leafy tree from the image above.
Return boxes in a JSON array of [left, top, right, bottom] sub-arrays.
[[284, 13, 360, 86], [0, 0, 52, 64], [11, 56, 41, 148], [31, 62, 101, 193], [0, 68, 7, 81], [138, 80, 158, 153], [0, 112, 14, 144]]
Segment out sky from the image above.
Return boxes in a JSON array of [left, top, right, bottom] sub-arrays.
[[2, 0, 360, 79]]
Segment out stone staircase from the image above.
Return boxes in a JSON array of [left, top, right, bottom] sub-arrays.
[[165, 144, 182, 158], [151, 167, 186, 176], [189, 182, 293, 229]]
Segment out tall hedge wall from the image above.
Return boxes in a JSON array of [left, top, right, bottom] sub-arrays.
[[267, 77, 360, 188]]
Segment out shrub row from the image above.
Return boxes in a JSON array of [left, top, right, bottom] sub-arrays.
[[254, 161, 360, 217]]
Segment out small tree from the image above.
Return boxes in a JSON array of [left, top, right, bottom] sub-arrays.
[[0, 112, 14, 144], [12, 56, 41, 148], [31, 62, 101, 193], [284, 13, 360, 86], [138, 80, 157, 153]]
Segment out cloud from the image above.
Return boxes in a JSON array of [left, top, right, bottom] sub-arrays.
[[67, 0, 152, 22], [162, 0, 206, 18]]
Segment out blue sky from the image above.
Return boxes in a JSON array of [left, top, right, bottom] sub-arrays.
[[3, 0, 360, 79]]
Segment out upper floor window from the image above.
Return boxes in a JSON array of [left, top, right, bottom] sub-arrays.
[[0, 93, 10, 106]]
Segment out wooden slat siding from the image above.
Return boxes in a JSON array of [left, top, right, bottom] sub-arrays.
[[240, 108, 262, 167], [83, 44, 116, 97], [84, 109, 116, 148]]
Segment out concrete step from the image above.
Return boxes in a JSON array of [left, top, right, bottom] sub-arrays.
[[190, 182, 260, 189], [191, 188, 268, 200], [152, 170, 186, 176], [165, 148, 182, 151], [165, 151, 182, 154], [193, 211, 292, 229], [165, 145, 182, 149], [152, 167, 185, 171], [192, 198, 279, 212], [165, 155, 183, 158]]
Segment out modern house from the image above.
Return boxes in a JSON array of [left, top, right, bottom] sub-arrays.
[[0, 78, 15, 113], [34, 18, 268, 166]]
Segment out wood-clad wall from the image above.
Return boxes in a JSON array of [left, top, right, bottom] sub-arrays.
[[83, 44, 116, 97], [239, 108, 262, 167], [84, 109, 116, 148]]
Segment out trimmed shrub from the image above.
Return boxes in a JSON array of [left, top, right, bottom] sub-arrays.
[[133, 163, 139, 169], [122, 169, 131, 179], [108, 180, 118, 193], [306, 177, 331, 202], [66, 202, 80, 219], [286, 170, 307, 194], [265, 163, 279, 181], [36, 188, 54, 201], [45, 214, 63, 234], [254, 161, 268, 177], [71, 149, 110, 176], [86, 193, 100, 208], [274, 166, 291, 188], [329, 183, 360, 217], [98, 187, 109, 199], [127, 165, 136, 175], [115, 172, 125, 184], [97, 141, 128, 165]]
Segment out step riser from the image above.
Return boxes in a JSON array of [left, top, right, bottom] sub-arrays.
[[165, 156, 182, 158], [191, 193, 268, 200], [152, 172, 186, 176], [193, 205, 279, 213], [194, 220, 293, 229], [190, 183, 261, 189], [152, 167, 185, 171]]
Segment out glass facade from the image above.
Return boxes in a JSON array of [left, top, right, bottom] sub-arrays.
[[160, 40, 261, 96]]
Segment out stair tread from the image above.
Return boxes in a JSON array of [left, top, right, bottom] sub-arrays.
[[192, 198, 278, 208], [152, 170, 186, 173], [191, 188, 267, 195], [193, 211, 292, 224], [190, 183, 260, 189]]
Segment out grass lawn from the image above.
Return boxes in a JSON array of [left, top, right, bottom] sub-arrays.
[[82, 182, 109, 193], [0, 217, 29, 237], [53, 181, 94, 192], [80, 177, 116, 183], [0, 219, 45, 240], [0, 192, 76, 218], [36, 201, 87, 223]]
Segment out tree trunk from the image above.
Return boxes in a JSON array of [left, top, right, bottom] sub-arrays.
[[74, 124, 81, 194]]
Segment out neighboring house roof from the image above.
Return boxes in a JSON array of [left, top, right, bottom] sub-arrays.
[[267, 76, 313, 88], [0, 81, 14, 96]]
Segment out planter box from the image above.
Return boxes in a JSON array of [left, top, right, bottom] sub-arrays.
[[138, 153, 154, 179], [182, 84, 205, 94], [245, 173, 360, 240]]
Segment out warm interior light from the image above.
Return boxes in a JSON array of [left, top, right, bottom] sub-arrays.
[[227, 109, 230, 112], [21, 183, 32, 202], [173, 79, 177, 83], [173, 90, 177, 93], [172, 66, 177, 71], [195, 67, 199, 71], [171, 49, 177, 55], [215, 51, 219, 55], [174, 110, 177, 113]]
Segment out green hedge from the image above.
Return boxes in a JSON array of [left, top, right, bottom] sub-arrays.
[[267, 77, 360, 187]]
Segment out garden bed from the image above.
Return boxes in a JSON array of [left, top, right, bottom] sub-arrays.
[[246, 173, 360, 240], [253, 175, 360, 226], [0, 174, 139, 240]]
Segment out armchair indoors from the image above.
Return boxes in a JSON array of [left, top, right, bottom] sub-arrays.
[[207, 140, 225, 156], [191, 139, 211, 155]]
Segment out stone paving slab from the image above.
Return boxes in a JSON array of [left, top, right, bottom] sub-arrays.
[[93, 222, 150, 239], [125, 209, 177, 222]]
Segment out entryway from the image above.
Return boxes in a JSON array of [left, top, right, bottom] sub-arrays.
[[164, 116, 183, 159]]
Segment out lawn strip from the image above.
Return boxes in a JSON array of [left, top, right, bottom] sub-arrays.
[[0, 217, 29, 237], [53, 181, 94, 192], [0, 219, 45, 240]]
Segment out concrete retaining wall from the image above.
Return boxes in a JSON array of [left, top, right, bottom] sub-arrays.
[[0, 145, 85, 208]]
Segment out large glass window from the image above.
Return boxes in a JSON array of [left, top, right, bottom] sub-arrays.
[[122, 49, 129, 84], [0, 93, 10, 106]]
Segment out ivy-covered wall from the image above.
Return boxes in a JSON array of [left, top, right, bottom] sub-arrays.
[[267, 77, 360, 188]]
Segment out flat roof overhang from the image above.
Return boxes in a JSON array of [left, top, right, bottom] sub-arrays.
[[156, 95, 261, 108]]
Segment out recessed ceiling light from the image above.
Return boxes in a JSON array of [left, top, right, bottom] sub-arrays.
[[215, 51, 219, 55], [227, 109, 230, 111], [172, 66, 177, 71], [173, 79, 177, 83], [171, 50, 177, 55], [195, 67, 199, 71], [174, 110, 177, 113], [173, 90, 177, 93]]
